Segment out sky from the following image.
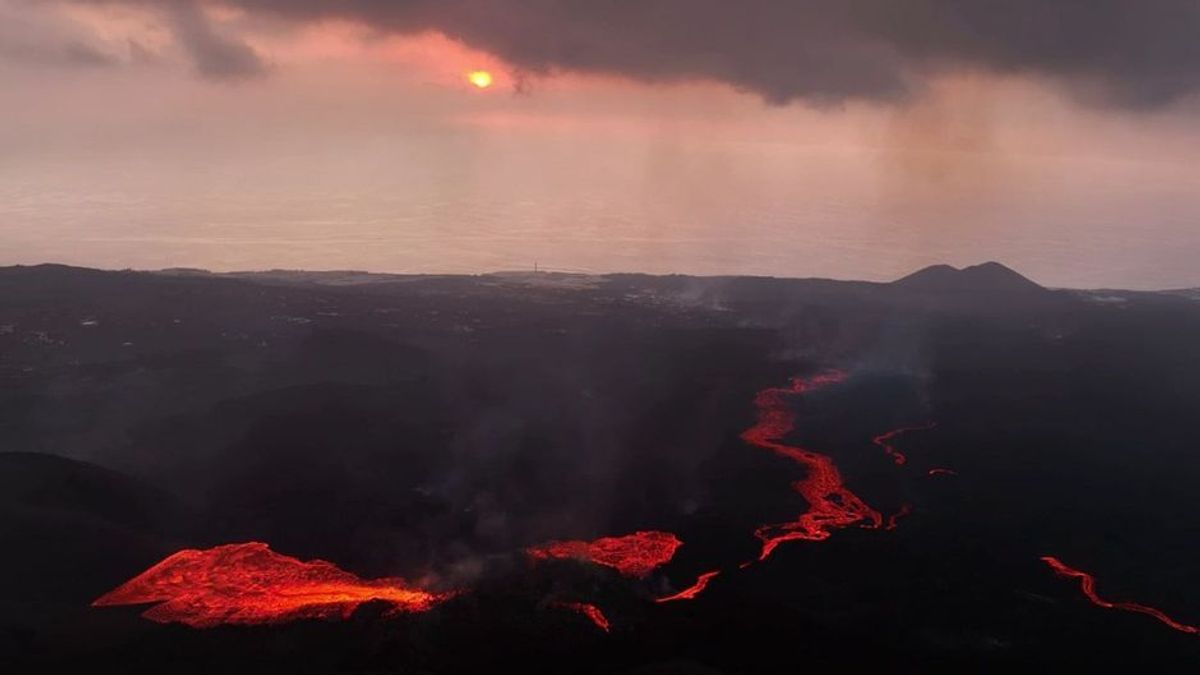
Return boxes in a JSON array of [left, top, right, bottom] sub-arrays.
[[2, 0, 1200, 289]]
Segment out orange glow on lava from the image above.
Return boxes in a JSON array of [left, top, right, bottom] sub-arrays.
[[740, 371, 883, 560], [656, 570, 721, 603], [885, 504, 913, 531], [872, 422, 936, 465], [526, 531, 683, 578], [555, 601, 611, 632], [92, 542, 449, 628], [1041, 556, 1198, 635]]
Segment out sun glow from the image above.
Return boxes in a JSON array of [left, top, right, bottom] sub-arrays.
[[468, 70, 493, 89]]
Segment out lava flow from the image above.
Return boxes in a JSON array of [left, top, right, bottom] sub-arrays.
[[884, 504, 913, 531], [872, 422, 936, 465], [1041, 556, 1198, 635], [927, 467, 957, 477], [741, 371, 882, 560], [526, 530, 682, 578], [92, 542, 449, 628], [555, 602, 611, 632], [656, 570, 721, 603]]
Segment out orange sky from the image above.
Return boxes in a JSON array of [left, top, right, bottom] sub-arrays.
[[3, 1, 1200, 288]]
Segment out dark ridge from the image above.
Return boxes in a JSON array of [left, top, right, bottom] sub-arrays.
[[0, 452, 183, 533], [893, 261, 1045, 293], [0, 453, 190, 610], [0, 263, 114, 278], [892, 264, 961, 289]]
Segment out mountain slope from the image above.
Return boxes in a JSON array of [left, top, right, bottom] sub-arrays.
[[894, 262, 1045, 293]]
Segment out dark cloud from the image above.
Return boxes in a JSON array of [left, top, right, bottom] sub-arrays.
[[78, 1, 1200, 107], [166, 0, 265, 81]]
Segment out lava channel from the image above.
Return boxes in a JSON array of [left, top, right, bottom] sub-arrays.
[[656, 570, 721, 603], [872, 422, 936, 465], [526, 530, 682, 578], [92, 542, 449, 628], [555, 602, 611, 632], [740, 371, 882, 560], [1041, 556, 1198, 635], [884, 504, 913, 531]]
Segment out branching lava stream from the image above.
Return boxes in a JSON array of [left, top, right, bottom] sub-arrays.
[[93, 375, 934, 631], [555, 602, 611, 632], [884, 504, 913, 531], [656, 571, 721, 603], [94, 372, 1199, 649], [740, 371, 882, 560], [872, 422, 936, 465], [1041, 556, 1198, 635]]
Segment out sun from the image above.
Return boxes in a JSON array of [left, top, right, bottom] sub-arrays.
[[467, 70, 493, 89]]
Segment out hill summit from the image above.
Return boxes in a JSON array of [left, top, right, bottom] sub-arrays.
[[893, 262, 1044, 293]]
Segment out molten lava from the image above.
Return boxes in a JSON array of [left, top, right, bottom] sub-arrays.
[[556, 602, 611, 632], [526, 531, 682, 578], [740, 371, 882, 560], [884, 504, 913, 531], [1041, 556, 1198, 635], [92, 542, 449, 628], [872, 422, 936, 465], [656, 570, 721, 603]]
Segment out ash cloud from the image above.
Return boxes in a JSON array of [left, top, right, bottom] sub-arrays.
[[173, 0, 1200, 108]]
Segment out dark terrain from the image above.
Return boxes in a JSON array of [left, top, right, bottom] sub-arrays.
[[1, 262, 1198, 672]]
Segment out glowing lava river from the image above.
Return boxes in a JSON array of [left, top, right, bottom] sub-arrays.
[[92, 542, 450, 628], [656, 571, 721, 603], [89, 370, 1200, 650], [872, 422, 936, 465], [1041, 556, 1199, 636], [740, 371, 883, 560], [554, 602, 611, 632], [525, 531, 682, 578], [93, 372, 929, 630]]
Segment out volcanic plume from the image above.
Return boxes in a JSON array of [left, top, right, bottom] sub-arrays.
[[525, 531, 683, 578], [740, 371, 883, 560], [1041, 556, 1199, 635], [92, 542, 449, 628]]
